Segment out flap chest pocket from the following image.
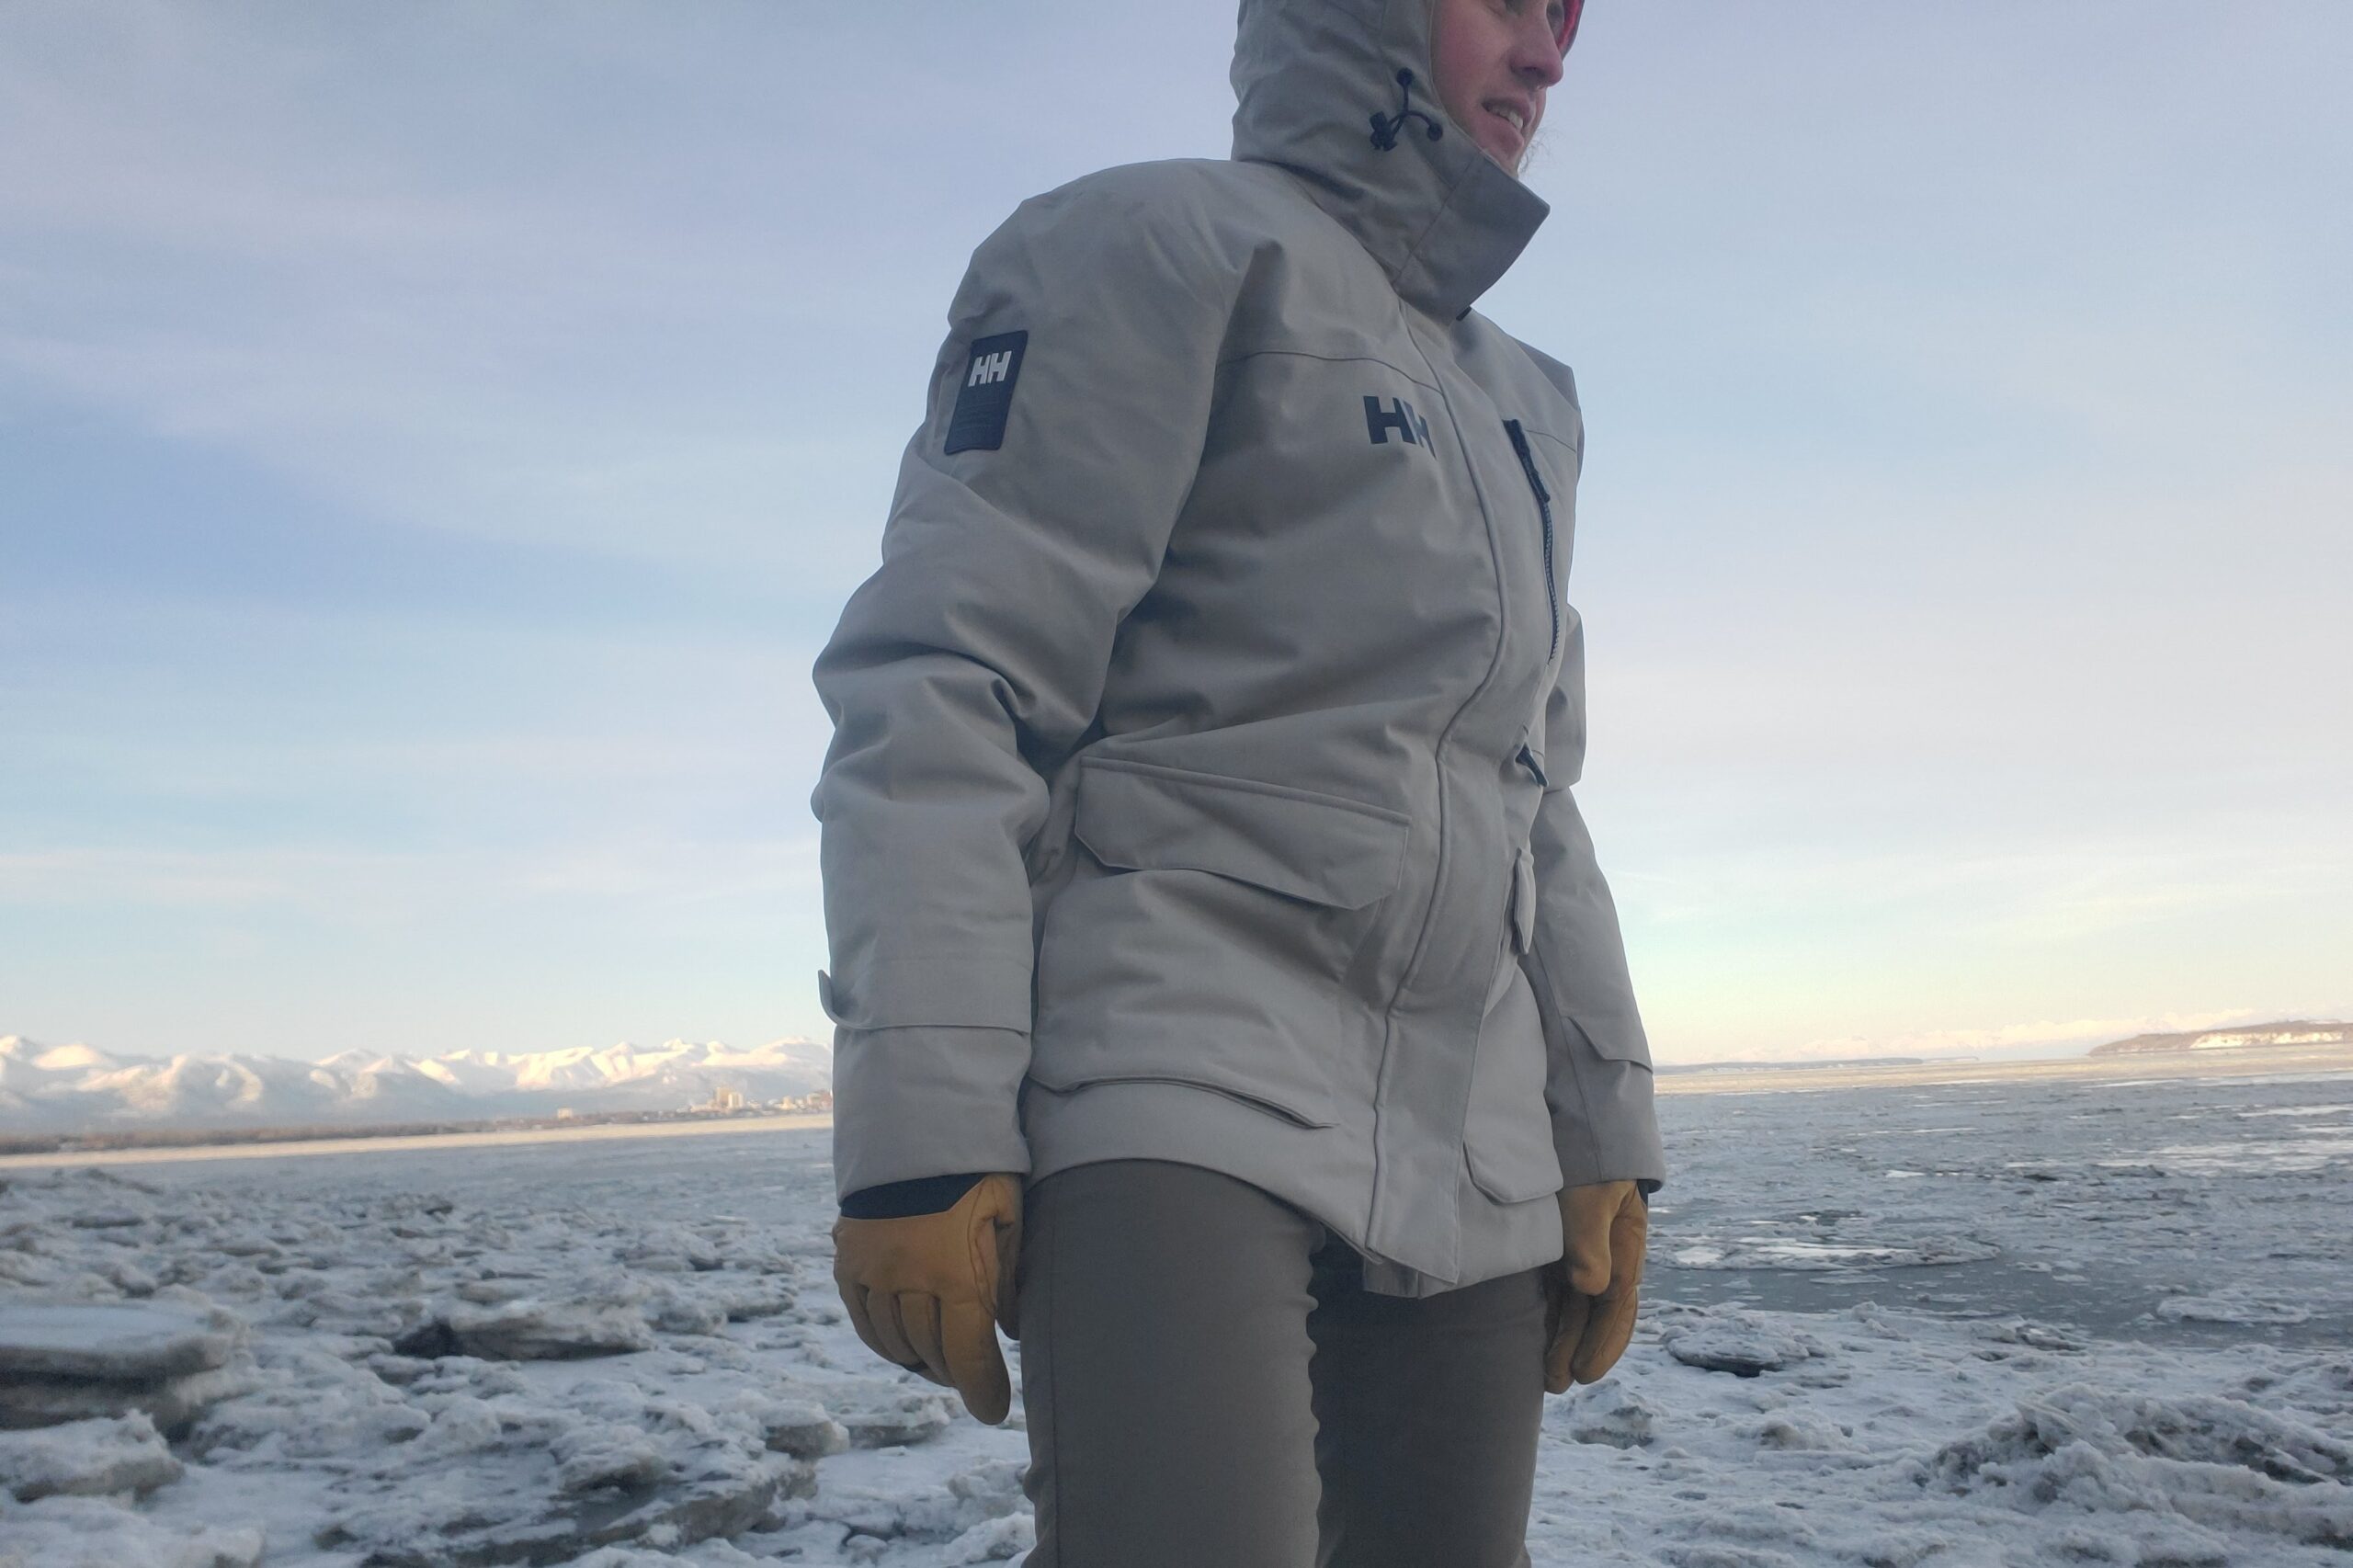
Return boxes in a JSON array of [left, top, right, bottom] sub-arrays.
[[1072, 757, 1412, 909]]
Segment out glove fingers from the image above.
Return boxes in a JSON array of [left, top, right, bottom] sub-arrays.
[[992, 1209, 1023, 1339], [1547, 1183, 1650, 1390], [941, 1298, 1014, 1426], [1563, 1221, 1613, 1297], [1545, 1290, 1592, 1395], [862, 1287, 925, 1372], [963, 1175, 1024, 1340], [831, 1176, 1026, 1409], [897, 1291, 955, 1389], [1611, 1203, 1650, 1296], [1571, 1282, 1640, 1384], [838, 1280, 894, 1370], [1560, 1183, 1632, 1296]]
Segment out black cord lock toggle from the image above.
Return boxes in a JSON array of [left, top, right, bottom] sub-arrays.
[[1369, 68, 1443, 152]]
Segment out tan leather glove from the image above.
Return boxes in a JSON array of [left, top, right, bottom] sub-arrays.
[[1541, 1179, 1647, 1392], [831, 1172, 1024, 1424]]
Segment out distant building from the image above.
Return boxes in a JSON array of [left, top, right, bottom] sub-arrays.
[[554, 1107, 576, 1121], [694, 1084, 748, 1114]]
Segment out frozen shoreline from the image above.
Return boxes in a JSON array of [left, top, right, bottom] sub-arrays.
[[2, 1060, 2347, 1566], [0, 1116, 830, 1174], [6, 1043, 2341, 1176]]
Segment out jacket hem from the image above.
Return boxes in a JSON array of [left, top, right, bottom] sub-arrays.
[[1020, 1076, 1560, 1297]]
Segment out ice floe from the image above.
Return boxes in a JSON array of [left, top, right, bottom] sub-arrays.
[[0, 1412, 182, 1501], [1656, 1304, 1824, 1376], [2155, 1291, 2315, 1326]]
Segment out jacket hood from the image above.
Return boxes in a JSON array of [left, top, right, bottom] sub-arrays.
[[1230, 0, 1551, 322]]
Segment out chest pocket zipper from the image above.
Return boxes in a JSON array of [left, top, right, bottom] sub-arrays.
[[1502, 419, 1559, 663]]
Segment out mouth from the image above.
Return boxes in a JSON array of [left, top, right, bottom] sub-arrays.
[[1483, 99, 1530, 143]]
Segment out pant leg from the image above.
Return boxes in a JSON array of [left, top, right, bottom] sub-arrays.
[[1308, 1242, 1551, 1568], [1017, 1158, 1327, 1568]]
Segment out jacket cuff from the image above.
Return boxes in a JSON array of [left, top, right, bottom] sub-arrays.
[[1544, 1011, 1667, 1189], [830, 1024, 1033, 1199], [839, 1172, 991, 1219]]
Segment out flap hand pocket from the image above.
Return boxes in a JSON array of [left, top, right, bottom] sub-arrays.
[[1072, 757, 1411, 910]]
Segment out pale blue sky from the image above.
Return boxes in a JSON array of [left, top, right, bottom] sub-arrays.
[[4, 3, 2347, 1065]]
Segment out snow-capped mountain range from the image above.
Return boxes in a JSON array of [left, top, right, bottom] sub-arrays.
[[0, 1034, 833, 1132], [2087, 1019, 2351, 1056]]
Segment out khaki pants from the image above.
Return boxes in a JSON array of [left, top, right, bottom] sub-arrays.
[[1017, 1158, 1549, 1567]]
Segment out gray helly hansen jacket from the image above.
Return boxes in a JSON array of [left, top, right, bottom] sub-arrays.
[[810, 0, 1665, 1297]]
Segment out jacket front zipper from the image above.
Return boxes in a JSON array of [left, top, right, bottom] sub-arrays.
[[1502, 419, 1559, 662]]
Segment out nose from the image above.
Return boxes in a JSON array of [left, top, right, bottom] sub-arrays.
[[1514, 10, 1567, 89]]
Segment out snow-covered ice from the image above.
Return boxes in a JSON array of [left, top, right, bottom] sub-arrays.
[[1, 1064, 2347, 1565], [0, 1301, 238, 1381], [0, 1412, 182, 1501]]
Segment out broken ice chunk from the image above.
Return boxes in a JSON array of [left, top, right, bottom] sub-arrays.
[[0, 1411, 183, 1500]]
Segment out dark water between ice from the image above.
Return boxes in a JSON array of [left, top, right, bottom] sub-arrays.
[[1646, 1066, 2353, 1349]]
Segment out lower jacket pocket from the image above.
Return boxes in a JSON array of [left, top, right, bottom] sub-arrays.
[[1461, 967, 1566, 1205], [1028, 756, 1413, 1131]]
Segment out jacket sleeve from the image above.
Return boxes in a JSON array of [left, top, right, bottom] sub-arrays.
[[1520, 605, 1667, 1190], [808, 174, 1238, 1199]]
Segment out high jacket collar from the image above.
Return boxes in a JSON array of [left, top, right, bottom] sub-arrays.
[[1229, 0, 1551, 322]]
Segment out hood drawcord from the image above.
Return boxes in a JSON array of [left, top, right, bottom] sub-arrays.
[[1368, 68, 1443, 152]]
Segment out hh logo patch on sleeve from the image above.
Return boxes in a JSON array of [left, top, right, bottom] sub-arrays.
[[945, 330, 1029, 454]]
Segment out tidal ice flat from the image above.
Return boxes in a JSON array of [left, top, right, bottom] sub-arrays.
[[2, 1062, 2347, 1567]]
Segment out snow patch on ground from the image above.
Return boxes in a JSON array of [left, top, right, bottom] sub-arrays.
[[0, 1494, 263, 1568], [1923, 1383, 2353, 1551]]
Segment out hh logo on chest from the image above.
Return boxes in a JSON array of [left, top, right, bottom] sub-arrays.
[[1364, 394, 1432, 450]]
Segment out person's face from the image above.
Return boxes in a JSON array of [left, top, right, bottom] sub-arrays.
[[1428, 0, 1571, 176]]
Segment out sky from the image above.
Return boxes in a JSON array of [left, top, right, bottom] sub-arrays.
[[3, 2, 2347, 1068]]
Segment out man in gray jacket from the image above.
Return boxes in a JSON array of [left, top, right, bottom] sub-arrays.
[[813, 0, 1663, 1560]]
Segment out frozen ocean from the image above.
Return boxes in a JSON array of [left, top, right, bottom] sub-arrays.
[[1, 1058, 2347, 1567]]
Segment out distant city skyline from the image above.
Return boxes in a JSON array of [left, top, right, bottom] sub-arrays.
[[5, 4, 2347, 1065]]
